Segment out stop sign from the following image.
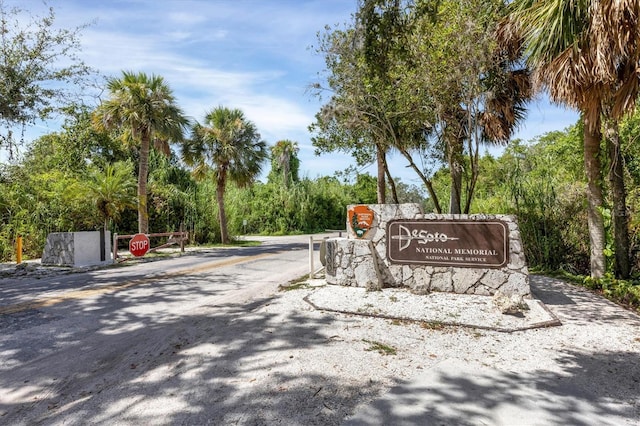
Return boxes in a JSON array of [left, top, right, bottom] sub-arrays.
[[129, 233, 150, 257]]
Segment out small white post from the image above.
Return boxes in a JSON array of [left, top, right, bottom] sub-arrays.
[[112, 233, 118, 261], [309, 236, 314, 279]]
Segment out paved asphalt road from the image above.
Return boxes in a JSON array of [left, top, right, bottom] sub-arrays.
[[0, 234, 321, 425]]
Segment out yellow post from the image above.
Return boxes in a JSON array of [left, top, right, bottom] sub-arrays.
[[16, 236, 23, 264]]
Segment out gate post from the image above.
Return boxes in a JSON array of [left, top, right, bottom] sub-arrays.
[[112, 233, 118, 261], [16, 236, 23, 264], [309, 236, 314, 279]]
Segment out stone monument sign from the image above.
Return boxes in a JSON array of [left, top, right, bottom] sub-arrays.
[[324, 204, 530, 297]]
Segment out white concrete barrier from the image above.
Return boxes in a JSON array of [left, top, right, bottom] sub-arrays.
[[42, 231, 112, 267]]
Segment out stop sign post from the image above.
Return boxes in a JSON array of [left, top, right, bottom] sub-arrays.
[[129, 233, 150, 257]]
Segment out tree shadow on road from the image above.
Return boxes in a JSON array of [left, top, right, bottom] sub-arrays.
[[1, 272, 639, 425], [531, 275, 640, 326], [344, 349, 640, 425], [0, 272, 382, 425]]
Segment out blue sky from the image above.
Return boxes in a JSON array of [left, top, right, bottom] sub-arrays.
[[16, 0, 578, 184]]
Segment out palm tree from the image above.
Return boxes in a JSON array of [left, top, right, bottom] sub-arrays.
[[93, 71, 189, 234], [270, 139, 299, 188], [480, 23, 532, 146], [470, 24, 533, 214], [182, 106, 267, 244], [85, 161, 137, 232], [501, 1, 640, 278]]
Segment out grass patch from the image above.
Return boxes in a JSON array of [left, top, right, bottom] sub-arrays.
[[420, 320, 445, 330], [206, 240, 262, 248], [280, 282, 309, 291], [357, 303, 380, 314], [279, 274, 310, 291], [140, 251, 173, 259], [363, 339, 397, 355]]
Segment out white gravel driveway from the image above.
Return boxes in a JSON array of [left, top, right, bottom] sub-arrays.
[[1, 263, 638, 425]]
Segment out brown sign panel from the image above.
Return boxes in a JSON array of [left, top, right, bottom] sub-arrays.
[[348, 205, 375, 238], [387, 219, 508, 268]]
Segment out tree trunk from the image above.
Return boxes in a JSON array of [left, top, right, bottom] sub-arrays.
[[216, 172, 230, 244], [381, 150, 399, 203], [463, 129, 480, 214], [399, 148, 442, 213], [605, 118, 630, 278], [280, 151, 290, 189], [376, 145, 386, 204], [137, 132, 150, 234], [448, 137, 464, 214], [583, 117, 606, 279]]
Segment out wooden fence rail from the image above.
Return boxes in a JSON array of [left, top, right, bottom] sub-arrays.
[[113, 231, 189, 262]]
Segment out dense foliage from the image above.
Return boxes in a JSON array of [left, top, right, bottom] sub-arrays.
[[0, 107, 424, 260], [3, 108, 639, 280]]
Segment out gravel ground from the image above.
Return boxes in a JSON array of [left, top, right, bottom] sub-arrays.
[[305, 283, 559, 332], [224, 274, 640, 425], [2, 257, 639, 424]]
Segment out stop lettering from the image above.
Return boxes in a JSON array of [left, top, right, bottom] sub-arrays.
[[129, 233, 150, 257]]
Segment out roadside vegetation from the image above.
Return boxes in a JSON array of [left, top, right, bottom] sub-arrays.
[[0, 1, 639, 311]]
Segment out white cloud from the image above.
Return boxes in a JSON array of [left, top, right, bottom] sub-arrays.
[[237, 96, 313, 138], [166, 11, 208, 26]]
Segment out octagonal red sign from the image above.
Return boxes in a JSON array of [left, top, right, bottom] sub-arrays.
[[129, 233, 150, 257]]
